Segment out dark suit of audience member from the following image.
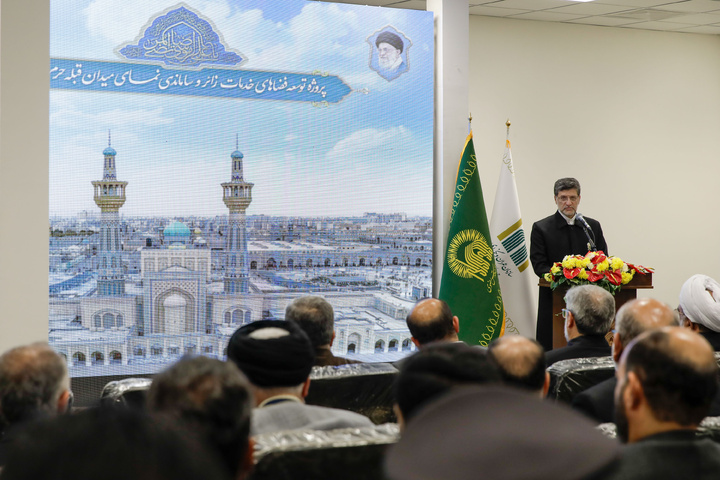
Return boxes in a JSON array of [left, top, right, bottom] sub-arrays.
[[0, 343, 71, 466], [487, 335, 549, 398], [572, 298, 679, 423], [1, 407, 231, 480], [386, 386, 620, 480], [227, 320, 373, 436], [609, 327, 720, 480], [544, 285, 614, 367], [147, 356, 254, 479], [285, 295, 362, 366], [530, 178, 608, 351], [393, 342, 501, 430], [678, 274, 720, 351]]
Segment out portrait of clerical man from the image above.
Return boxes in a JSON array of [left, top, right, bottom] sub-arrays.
[[368, 28, 410, 82]]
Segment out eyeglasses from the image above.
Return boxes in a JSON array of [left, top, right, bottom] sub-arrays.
[[561, 308, 572, 319], [557, 195, 579, 203]]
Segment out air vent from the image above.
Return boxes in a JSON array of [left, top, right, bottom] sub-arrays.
[[607, 9, 683, 21]]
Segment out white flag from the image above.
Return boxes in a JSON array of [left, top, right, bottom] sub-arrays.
[[490, 139, 537, 338]]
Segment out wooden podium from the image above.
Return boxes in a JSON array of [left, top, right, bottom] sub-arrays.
[[539, 273, 653, 349]]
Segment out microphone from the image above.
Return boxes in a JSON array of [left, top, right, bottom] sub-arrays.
[[575, 213, 597, 251], [575, 213, 592, 231]]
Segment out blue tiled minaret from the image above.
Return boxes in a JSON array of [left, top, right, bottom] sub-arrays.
[[92, 132, 128, 295], [222, 136, 253, 294]]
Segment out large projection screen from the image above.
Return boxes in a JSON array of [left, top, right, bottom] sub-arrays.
[[48, 0, 434, 393]]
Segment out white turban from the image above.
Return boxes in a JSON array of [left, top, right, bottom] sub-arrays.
[[679, 274, 720, 332]]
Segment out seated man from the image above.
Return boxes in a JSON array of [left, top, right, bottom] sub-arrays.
[[678, 274, 720, 351], [285, 295, 361, 366], [487, 335, 549, 398], [226, 320, 374, 436], [148, 356, 254, 479], [405, 298, 460, 348], [545, 284, 614, 367], [610, 327, 720, 479], [393, 342, 500, 429], [0, 343, 71, 466], [572, 298, 677, 423]]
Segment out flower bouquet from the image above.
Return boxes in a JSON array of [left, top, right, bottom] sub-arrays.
[[543, 251, 653, 295]]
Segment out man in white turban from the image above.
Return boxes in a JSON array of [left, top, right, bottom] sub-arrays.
[[679, 274, 720, 351]]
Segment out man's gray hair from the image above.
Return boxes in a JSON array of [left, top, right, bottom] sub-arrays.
[[564, 285, 615, 336], [285, 295, 334, 348], [0, 343, 68, 428], [553, 177, 581, 197]]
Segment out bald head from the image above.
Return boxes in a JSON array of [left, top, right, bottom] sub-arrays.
[[0, 343, 70, 429], [613, 298, 678, 362], [620, 327, 718, 427], [406, 298, 459, 347], [488, 336, 547, 395]]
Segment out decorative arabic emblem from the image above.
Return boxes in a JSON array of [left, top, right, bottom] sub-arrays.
[[447, 229, 492, 280], [117, 5, 245, 68]]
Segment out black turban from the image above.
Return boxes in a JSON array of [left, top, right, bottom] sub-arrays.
[[226, 320, 314, 388], [376, 31, 403, 53]]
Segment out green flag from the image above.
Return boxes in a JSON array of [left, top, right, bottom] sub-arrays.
[[439, 132, 505, 347]]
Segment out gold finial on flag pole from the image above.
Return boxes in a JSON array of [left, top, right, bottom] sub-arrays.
[[468, 113, 473, 134], [506, 119, 511, 138]]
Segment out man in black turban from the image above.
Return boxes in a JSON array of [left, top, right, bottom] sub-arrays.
[[227, 320, 374, 435]]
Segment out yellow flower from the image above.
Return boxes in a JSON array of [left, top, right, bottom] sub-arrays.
[[580, 258, 592, 268], [578, 269, 589, 280], [595, 260, 609, 272], [544, 273, 553, 282], [551, 265, 561, 275], [611, 257, 624, 271], [562, 257, 576, 269], [621, 271, 634, 284]]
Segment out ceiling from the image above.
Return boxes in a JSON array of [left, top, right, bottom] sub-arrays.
[[324, 0, 720, 35]]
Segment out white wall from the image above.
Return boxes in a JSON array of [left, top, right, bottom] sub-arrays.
[[0, 0, 50, 353], [469, 15, 720, 306]]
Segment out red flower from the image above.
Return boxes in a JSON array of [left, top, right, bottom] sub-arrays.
[[605, 270, 622, 286], [587, 271, 605, 282], [564, 268, 581, 280], [591, 252, 607, 265]]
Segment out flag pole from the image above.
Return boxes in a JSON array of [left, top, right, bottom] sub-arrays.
[[468, 113, 473, 134], [506, 118, 511, 139]]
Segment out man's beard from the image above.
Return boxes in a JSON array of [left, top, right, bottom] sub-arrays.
[[379, 56, 395, 70], [614, 384, 630, 443]]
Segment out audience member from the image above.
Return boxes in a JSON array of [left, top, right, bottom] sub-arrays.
[[572, 298, 677, 423], [609, 327, 720, 479], [285, 295, 361, 366], [678, 274, 720, 351], [226, 320, 373, 436], [147, 356, 254, 479], [545, 285, 614, 366], [405, 298, 460, 348], [0, 407, 230, 480], [0, 343, 71, 466], [487, 335, 549, 398], [386, 385, 619, 480], [393, 342, 500, 429]]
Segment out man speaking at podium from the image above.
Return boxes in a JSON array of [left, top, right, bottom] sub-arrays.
[[530, 178, 608, 351]]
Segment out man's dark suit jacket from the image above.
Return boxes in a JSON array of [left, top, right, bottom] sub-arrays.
[[573, 373, 720, 424], [313, 346, 362, 367], [608, 430, 720, 480], [572, 376, 617, 424], [545, 335, 611, 367], [530, 211, 608, 351]]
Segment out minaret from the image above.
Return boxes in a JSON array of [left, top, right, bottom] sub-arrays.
[[222, 136, 253, 294], [92, 132, 128, 296]]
